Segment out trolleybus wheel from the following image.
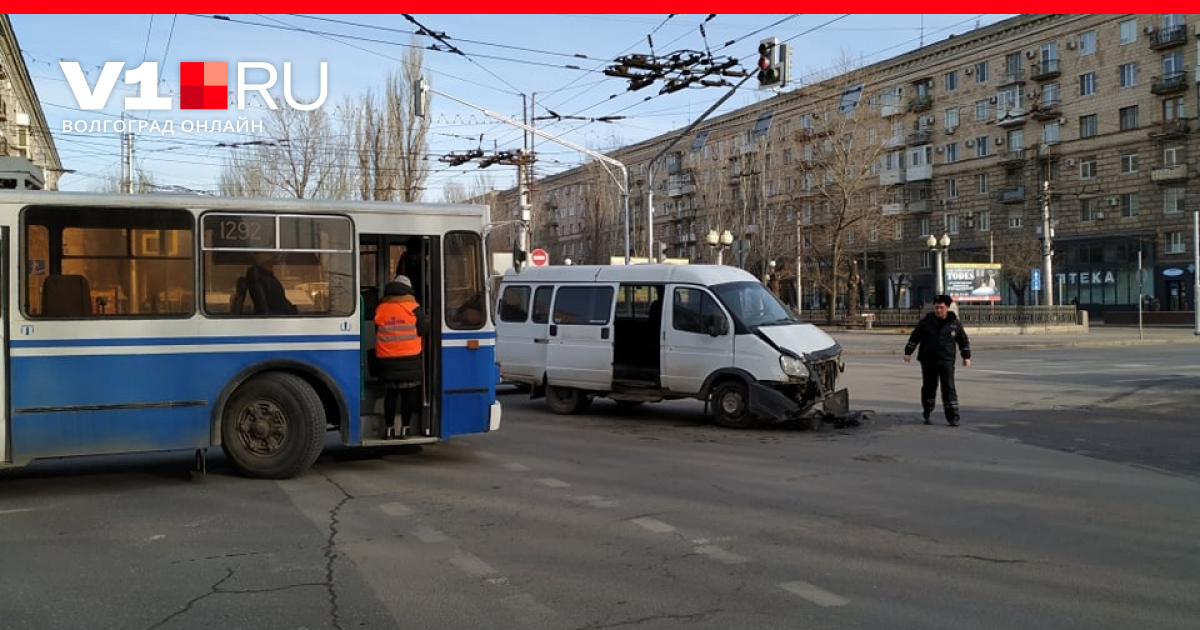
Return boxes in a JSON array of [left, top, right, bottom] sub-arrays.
[[221, 372, 326, 479]]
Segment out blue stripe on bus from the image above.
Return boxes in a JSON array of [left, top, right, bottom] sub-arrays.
[[9, 349, 360, 465], [10, 334, 358, 349], [441, 331, 497, 340]]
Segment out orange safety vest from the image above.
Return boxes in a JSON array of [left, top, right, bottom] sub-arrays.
[[374, 297, 422, 358]]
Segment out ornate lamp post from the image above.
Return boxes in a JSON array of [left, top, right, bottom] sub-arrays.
[[926, 233, 951, 295], [706, 229, 734, 265]]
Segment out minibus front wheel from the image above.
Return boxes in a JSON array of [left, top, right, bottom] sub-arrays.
[[545, 384, 592, 415], [711, 380, 755, 429]]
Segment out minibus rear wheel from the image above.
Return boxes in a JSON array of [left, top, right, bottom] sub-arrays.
[[545, 385, 591, 414]]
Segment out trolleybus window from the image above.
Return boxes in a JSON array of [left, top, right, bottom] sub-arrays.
[[22, 205, 194, 318], [201, 213, 355, 317], [444, 231, 486, 329]]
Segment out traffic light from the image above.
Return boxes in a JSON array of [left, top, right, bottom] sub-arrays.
[[756, 38, 789, 90]]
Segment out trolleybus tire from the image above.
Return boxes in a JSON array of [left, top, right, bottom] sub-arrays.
[[221, 372, 327, 479]]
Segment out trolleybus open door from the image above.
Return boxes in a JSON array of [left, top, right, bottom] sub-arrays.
[[1, 227, 8, 466]]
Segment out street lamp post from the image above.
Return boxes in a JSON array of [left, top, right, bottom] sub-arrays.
[[706, 229, 734, 266], [926, 233, 951, 295]]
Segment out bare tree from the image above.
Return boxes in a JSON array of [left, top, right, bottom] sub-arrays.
[[782, 65, 897, 323], [94, 165, 157, 193], [994, 229, 1043, 306], [218, 106, 346, 199], [578, 162, 621, 264]]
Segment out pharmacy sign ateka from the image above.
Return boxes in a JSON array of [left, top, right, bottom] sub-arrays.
[[59, 61, 328, 111]]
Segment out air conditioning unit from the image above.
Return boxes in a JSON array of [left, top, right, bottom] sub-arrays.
[[1066, 158, 1077, 166], [1095, 210, 1105, 220], [1057, 117, 1067, 125], [1106, 197, 1118, 206], [935, 146, 944, 153], [945, 126, 957, 135], [995, 137, 1005, 145], [921, 115, 935, 126], [1066, 39, 1077, 50], [965, 139, 975, 147], [1025, 50, 1036, 59], [965, 66, 974, 75], [1143, 25, 1155, 35]]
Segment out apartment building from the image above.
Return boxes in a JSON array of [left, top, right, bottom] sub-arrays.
[[492, 15, 1199, 314], [0, 14, 61, 190]]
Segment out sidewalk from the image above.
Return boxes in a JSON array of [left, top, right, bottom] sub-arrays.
[[827, 324, 1200, 355]]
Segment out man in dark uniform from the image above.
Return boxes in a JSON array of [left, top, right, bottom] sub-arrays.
[[903, 294, 971, 426]]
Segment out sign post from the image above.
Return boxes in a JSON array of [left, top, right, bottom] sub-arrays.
[[1030, 268, 1042, 305], [529, 248, 549, 267]]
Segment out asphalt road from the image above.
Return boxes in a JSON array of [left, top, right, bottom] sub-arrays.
[[2, 341, 1198, 630]]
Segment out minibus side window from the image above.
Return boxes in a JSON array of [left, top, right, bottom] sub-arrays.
[[531, 286, 553, 323], [552, 286, 613, 325], [499, 285, 530, 322]]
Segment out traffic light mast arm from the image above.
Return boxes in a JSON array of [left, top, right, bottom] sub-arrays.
[[417, 79, 633, 264]]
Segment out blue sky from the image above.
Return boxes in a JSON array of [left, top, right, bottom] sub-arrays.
[[12, 14, 1012, 198]]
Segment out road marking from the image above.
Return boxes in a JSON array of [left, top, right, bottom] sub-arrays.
[[0, 508, 37, 516], [536, 477, 570, 488], [569, 495, 618, 508], [631, 517, 676, 533], [503, 462, 530, 472], [414, 527, 449, 543], [449, 550, 497, 577], [694, 545, 748, 565], [778, 581, 850, 607], [380, 501, 413, 517], [499, 593, 557, 621]]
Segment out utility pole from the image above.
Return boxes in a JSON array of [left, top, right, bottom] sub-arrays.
[[1042, 179, 1054, 310], [1193, 210, 1199, 336], [122, 129, 135, 194]]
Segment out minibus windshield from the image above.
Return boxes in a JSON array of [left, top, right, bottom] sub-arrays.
[[711, 281, 796, 329]]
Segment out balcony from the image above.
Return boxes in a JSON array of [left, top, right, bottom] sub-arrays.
[[994, 186, 1026, 204], [995, 107, 1027, 126], [906, 129, 932, 146], [1148, 25, 1188, 50], [907, 163, 932, 181], [1030, 59, 1060, 81], [880, 101, 904, 117], [1149, 119, 1191, 139], [879, 169, 906, 186], [907, 199, 932, 214], [1151, 71, 1189, 95], [908, 95, 933, 113], [998, 68, 1026, 85], [883, 133, 905, 149], [1151, 164, 1189, 182], [881, 203, 905, 216], [1030, 98, 1062, 121], [999, 148, 1027, 166]]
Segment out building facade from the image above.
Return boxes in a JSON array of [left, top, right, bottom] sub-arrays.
[[491, 15, 1200, 315], [0, 14, 61, 190]]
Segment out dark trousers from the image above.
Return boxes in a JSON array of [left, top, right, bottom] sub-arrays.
[[920, 360, 959, 422], [383, 383, 421, 431]]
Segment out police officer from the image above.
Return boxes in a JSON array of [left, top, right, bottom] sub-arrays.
[[374, 276, 428, 438], [903, 294, 971, 426]]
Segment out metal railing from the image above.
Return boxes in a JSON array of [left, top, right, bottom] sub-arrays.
[[796, 305, 1081, 327]]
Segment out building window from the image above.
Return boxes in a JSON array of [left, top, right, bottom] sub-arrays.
[[839, 83, 864, 114], [946, 214, 960, 235], [946, 178, 958, 199], [1168, 231, 1185, 254], [751, 111, 774, 140], [1163, 51, 1183, 75], [1120, 193, 1139, 218], [1164, 187, 1185, 214], [1007, 128, 1024, 150], [1120, 151, 1139, 173], [1043, 82, 1060, 106], [1080, 157, 1098, 179], [1119, 63, 1138, 88], [1163, 145, 1184, 167], [1043, 121, 1060, 144], [894, 222, 903, 240], [975, 173, 989, 194], [974, 99, 991, 121], [944, 70, 958, 91], [1009, 215, 1023, 229], [978, 211, 991, 231], [1079, 72, 1097, 96], [1079, 30, 1097, 55], [1079, 114, 1098, 138], [1119, 19, 1138, 44], [920, 250, 933, 269], [944, 142, 958, 164], [783, 148, 793, 164], [919, 217, 930, 236], [974, 61, 989, 82], [1080, 197, 1101, 221], [1163, 97, 1185, 121], [974, 136, 990, 158], [945, 106, 959, 130], [1119, 105, 1139, 131]]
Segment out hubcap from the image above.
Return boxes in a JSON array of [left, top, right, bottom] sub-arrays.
[[720, 390, 744, 415], [236, 400, 287, 455]]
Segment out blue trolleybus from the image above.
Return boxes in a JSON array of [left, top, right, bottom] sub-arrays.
[[0, 192, 500, 478]]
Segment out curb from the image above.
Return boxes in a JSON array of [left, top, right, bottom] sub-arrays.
[[841, 337, 1184, 355]]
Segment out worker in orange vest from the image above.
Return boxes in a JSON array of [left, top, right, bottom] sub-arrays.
[[374, 276, 428, 438]]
